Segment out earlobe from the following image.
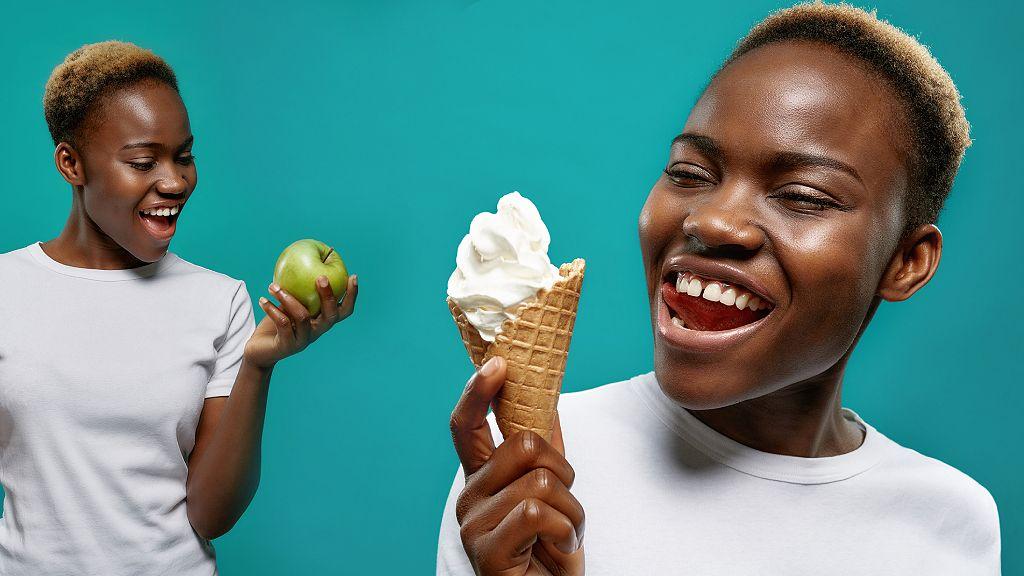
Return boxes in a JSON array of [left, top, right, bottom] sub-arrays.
[[54, 142, 86, 186], [878, 223, 942, 302]]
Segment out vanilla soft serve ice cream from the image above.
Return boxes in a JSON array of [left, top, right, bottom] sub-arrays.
[[447, 192, 561, 342]]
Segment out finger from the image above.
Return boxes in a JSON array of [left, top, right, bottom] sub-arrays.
[[258, 297, 296, 349], [480, 498, 579, 567], [270, 284, 312, 348], [468, 429, 575, 498], [337, 274, 358, 320], [315, 275, 340, 326], [462, 467, 585, 543], [450, 357, 504, 476]]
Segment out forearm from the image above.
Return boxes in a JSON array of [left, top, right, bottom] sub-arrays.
[[185, 359, 272, 539]]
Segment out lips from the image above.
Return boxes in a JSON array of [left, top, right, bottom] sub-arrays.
[[655, 255, 779, 354], [137, 203, 184, 243], [663, 271, 772, 331]]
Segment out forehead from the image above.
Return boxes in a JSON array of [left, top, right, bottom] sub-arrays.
[[684, 41, 908, 185], [86, 80, 190, 147]]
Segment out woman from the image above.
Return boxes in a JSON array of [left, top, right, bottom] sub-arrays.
[[0, 42, 357, 574], [439, 4, 999, 575]]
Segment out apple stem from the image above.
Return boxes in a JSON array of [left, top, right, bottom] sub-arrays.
[[322, 247, 334, 263]]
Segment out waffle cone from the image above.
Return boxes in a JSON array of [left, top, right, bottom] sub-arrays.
[[448, 258, 585, 441]]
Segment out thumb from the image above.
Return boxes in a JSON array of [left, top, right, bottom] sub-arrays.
[[450, 357, 506, 475]]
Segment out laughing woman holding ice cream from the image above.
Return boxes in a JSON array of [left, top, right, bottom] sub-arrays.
[[439, 4, 1000, 575], [0, 42, 357, 574]]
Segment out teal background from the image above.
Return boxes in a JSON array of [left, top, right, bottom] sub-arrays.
[[1, 1, 1020, 573]]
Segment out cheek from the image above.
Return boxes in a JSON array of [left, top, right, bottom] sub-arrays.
[[81, 166, 145, 233], [775, 214, 881, 364]]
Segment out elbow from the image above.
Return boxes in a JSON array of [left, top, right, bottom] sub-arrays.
[[187, 506, 237, 541], [186, 487, 239, 541]]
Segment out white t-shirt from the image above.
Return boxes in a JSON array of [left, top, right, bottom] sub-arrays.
[[437, 372, 1001, 575], [0, 243, 255, 576]]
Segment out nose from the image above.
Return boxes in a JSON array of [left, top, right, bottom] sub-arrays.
[[681, 183, 766, 253], [154, 169, 189, 197]]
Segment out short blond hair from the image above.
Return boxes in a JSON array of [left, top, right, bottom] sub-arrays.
[[43, 41, 178, 146]]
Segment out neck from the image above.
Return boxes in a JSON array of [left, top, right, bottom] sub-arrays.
[[690, 359, 864, 457], [41, 191, 146, 270]]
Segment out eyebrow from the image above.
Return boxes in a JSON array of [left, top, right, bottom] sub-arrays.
[[672, 133, 863, 185], [770, 150, 863, 184], [671, 133, 723, 163], [120, 135, 194, 152]]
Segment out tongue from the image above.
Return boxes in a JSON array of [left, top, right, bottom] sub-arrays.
[[662, 283, 765, 331], [140, 213, 172, 232]]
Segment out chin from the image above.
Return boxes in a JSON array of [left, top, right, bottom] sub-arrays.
[[652, 357, 765, 410]]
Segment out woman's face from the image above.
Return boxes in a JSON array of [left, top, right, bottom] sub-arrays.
[[74, 79, 196, 263], [641, 40, 914, 410]]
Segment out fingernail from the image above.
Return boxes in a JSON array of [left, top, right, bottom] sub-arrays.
[[258, 297, 268, 305], [352, 275, 358, 287], [479, 357, 500, 376], [318, 276, 328, 287], [269, 283, 280, 292]]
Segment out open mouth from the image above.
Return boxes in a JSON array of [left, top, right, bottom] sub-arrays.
[[138, 204, 183, 241], [662, 271, 774, 332]]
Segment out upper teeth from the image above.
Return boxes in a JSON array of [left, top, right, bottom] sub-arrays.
[[675, 272, 770, 312], [141, 205, 180, 217]]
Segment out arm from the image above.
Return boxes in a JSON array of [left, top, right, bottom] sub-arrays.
[[185, 274, 358, 540]]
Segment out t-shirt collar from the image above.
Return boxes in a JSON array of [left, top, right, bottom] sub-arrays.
[[632, 371, 891, 485]]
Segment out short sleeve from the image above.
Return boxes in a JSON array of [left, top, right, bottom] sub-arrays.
[[437, 465, 475, 576], [206, 281, 256, 398]]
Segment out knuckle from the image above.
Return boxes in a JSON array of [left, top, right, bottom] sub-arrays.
[[532, 468, 554, 494], [521, 497, 542, 524], [565, 462, 576, 488], [519, 431, 541, 461], [448, 411, 463, 436]]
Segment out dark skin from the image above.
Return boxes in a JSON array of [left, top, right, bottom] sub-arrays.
[[450, 40, 942, 575], [43, 79, 359, 540]]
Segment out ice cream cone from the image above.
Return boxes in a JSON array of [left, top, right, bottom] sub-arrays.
[[448, 258, 585, 441]]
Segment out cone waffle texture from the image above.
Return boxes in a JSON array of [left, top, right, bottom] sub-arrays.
[[448, 258, 585, 441]]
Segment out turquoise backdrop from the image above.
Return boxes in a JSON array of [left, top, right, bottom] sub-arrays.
[[1, 1, 1020, 573]]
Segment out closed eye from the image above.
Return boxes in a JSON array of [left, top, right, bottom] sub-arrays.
[[772, 190, 849, 212], [663, 166, 713, 187]]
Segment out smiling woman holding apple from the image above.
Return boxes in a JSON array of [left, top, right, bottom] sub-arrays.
[[0, 41, 357, 575], [439, 4, 1000, 575]]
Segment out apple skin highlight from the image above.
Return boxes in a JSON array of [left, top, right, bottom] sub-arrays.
[[273, 239, 348, 316]]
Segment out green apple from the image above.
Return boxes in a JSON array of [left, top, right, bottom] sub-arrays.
[[272, 239, 348, 317]]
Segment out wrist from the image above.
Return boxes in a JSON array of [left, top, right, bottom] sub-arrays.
[[240, 356, 275, 379]]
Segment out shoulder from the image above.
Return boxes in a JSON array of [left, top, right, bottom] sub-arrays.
[[556, 373, 660, 450], [161, 253, 245, 289], [559, 374, 642, 414], [871, 431, 1000, 540], [159, 254, 252, 318], [0, 245, 37, 270]]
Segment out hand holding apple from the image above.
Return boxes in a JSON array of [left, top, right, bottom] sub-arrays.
[[273, 239, 348, 317], [244, 239, 358, 369]]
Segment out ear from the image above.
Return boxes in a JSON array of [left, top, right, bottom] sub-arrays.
[[877, 223, 942, 302], [54, 142, 86, 186]]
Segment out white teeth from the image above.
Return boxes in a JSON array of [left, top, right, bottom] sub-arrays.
[[672, 316, 685, 329], [719, 287, 737, 306], [142, 205, 181, 217], [676, 274, 687, 293], [735, 293, 750, 310], [748, 297, 761, 311], [686, 278, 703, 297], [702, 283, 722, 302]]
